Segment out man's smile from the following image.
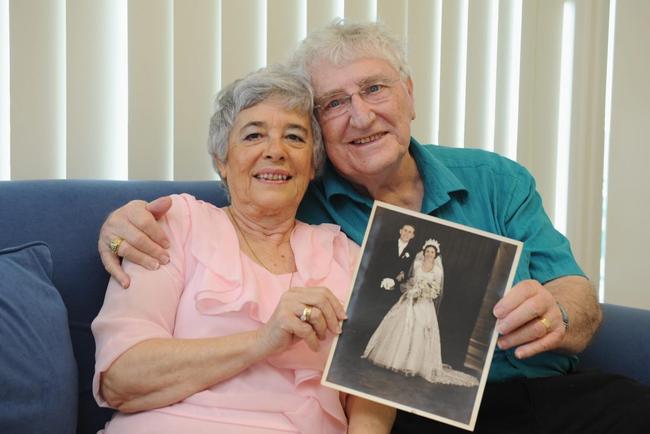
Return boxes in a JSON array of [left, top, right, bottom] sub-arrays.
[[349, 132, 387, 145]]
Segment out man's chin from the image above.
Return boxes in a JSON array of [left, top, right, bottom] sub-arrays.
[[350, 158, 402, 179]]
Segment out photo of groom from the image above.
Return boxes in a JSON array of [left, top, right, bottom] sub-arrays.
[[377, 224, 417, 291], [338, 215, 424, 345]]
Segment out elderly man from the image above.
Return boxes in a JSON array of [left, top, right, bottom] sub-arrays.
[[99, 20, 649, 433]]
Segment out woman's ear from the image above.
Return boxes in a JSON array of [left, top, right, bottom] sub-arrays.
[[309, 162, 316, 181], [215, 157, 227, 181]]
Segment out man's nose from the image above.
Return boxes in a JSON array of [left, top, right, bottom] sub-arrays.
[[348, 94, 376, 129]]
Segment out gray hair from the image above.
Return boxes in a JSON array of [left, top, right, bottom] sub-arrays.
[[290, 18, 411, 82], [208, 64, 324, 176]]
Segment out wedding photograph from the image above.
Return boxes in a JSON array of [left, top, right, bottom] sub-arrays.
[[323, 202, 522, 431]]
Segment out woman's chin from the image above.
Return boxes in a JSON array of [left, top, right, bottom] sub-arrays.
[[249, 194, 302, 215]]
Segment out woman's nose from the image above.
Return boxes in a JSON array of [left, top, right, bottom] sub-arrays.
[[263, 136, 286, 160]]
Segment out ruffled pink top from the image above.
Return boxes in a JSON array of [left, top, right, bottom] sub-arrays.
[[92, 194, 359, 434]]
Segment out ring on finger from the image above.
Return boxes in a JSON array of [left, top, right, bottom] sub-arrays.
[[539, 316, 551, 333], [300, 306, 313, 322], [109, 237, 123, 255]]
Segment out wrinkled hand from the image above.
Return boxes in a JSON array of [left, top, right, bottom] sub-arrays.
[[493, 279, 566, 359], [256, 287, 347, 355], [98, 196, 172, 288], [380, 278, 396, 290]]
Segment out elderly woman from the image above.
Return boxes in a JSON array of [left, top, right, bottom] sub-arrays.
[[92, 65, 394, 434]]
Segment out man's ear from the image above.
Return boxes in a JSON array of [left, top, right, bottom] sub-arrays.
[[405, 76, 416, 121]]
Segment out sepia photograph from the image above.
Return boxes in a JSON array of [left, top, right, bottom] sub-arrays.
[[323, 202, 523, 431]]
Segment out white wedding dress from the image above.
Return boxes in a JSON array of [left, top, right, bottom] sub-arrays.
[[362, 254, 478, 387]]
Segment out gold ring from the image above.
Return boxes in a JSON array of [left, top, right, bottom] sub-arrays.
[[109, 237, 123, 255], [539, 316, 551, 333], [300, 306, 313, 322]]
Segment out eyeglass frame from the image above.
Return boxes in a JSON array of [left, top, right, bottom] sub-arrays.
[[313, 76, 402, 121]]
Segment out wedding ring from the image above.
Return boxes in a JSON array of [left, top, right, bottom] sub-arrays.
[[109, 237, 123, 255], [300, 306, 313, 322], [539, 316, 551, 333]]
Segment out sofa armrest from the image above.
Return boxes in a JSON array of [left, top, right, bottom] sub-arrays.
[[578, 303, 650, 385]]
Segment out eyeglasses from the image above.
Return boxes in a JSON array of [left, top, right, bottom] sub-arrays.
[[314, 78, 401, 121]]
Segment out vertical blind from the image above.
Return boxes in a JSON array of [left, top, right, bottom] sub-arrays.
[[1, 0, 649, 308]]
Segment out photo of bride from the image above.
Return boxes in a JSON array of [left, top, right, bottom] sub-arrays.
[[362, 238, 478, 387], [323, 202, 522, 430]]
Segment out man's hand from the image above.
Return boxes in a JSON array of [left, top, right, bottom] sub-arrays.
[[346, 396, 395, 434], [98, 196, 173, 288], [493, 276, 601, 359]]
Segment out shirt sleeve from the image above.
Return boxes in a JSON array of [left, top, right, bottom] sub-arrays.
[[91, 194, 193, 407], [502, 165, 585, 284]]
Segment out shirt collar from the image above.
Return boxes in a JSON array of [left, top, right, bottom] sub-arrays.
[[320, 159, 374, 207], [408, 137, 467, 214], [320, 137, 467, 213]]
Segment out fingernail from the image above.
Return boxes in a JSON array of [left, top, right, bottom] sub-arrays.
[[160, 255, 170, 265], [497, 320, 508, 334], [163, 240, 171, 249], [493, 305, 504, 317], [121, 280, 130, 289], [148, 261, 160, 271]]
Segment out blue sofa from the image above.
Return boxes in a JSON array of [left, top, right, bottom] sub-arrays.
[[1, 180, 648, 434]]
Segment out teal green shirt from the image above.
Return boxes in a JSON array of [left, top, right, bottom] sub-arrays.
[[298, 138, 584, 382]]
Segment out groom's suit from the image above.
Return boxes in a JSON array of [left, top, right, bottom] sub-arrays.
[[376, 238, 416, 286]]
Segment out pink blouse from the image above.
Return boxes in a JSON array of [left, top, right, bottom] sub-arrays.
[[92, 194, 359, 434]]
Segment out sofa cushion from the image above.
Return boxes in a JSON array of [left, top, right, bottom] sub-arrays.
[[0, 242, 78, 434], [0, 180, 228, 433]]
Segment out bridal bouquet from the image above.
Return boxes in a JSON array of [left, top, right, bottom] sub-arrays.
[[417, 278, 441, 299]]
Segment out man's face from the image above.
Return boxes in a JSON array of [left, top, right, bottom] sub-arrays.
[[399, 225, 415, 243], [309, 57, 416, 186]]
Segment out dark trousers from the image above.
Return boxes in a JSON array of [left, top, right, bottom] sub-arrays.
[[392, 371, 650, 434]]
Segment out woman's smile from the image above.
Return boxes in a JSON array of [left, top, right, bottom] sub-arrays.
[[253, 168, 293, 183]]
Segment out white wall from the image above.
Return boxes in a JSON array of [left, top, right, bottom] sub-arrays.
[[603, 0, 650, 309]]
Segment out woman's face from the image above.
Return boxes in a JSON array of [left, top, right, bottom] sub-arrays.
[[216, 98, 315, 214], [424, 246, 438, 260]]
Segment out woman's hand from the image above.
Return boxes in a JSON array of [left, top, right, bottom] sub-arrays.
[[256, 286, 347, 355]]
